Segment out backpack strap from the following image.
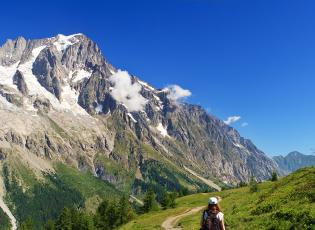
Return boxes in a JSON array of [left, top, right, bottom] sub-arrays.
[[201, 209, 209, 230], [203, 210, 208, 220]]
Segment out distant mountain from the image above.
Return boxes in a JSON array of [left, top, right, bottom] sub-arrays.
[[273, 151, 315, 175]]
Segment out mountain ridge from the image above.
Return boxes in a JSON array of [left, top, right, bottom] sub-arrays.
[[273, 151, 315, 175], [0, 32, 280, 229], [0, 32, 280, 197]]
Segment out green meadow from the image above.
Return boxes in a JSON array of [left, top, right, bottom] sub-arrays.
[[121, 167, 315, 230]]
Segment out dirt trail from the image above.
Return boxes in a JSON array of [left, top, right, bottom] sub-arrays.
[[161, 206, 205, 230], [0, 197, 17, 230]]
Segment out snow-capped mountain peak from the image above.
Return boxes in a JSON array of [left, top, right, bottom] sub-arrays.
[[0, 33, 277, 185]]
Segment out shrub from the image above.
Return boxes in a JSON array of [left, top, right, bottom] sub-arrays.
[[271, 172, 278, 182], [251, 203, 275, 215], [94, 196, 134, 229], [238, 181, 248, 187], [161, 191, 177, 209], [142, 187, 159, 213], [249, 177, 258, 193]]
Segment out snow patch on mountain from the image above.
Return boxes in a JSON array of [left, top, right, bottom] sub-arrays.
[[17, 46, 65, 110], [0, 62, 19, 91], [60, 83, 88, 115], [0, 95, 18, 111], [152, 94, 163, 110], [138, 80, 155, 91], [15, 45, 89, 115], [71, 69, 92, 83], [18, 46, 54, 97], [109, 68, 116, 75], [53, 34, 81, 52], [95, 104, 103, 113], [156, 123, 169, 137], [127, 113, 137, 123], [233, 142, 245, 149]]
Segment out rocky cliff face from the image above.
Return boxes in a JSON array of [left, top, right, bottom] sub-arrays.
[[273, 151, 315, 175], [0, 33, 277, 195]]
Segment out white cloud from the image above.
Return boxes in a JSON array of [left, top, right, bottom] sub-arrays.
[[224, 116, 241, 125], [109, 70, 148, 112], [164, 85, 192, 103], [241, 122, 249, 127]]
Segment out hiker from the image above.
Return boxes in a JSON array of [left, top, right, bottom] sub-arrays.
[[200, 197, 225, 230]]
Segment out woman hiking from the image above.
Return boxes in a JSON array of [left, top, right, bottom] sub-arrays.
[[200, 197, 225, 230]]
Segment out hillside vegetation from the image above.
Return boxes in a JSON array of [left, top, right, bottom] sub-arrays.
[[121, 167, 315, 230], [1, 160, 121, 229], [0, 208, 11, 230]]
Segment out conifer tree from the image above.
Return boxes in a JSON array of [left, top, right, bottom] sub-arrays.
[[161, 191, 177, 209], [44, 220, 56, 230], [20, 217, 35, 230], [249, 176, 258, 193], [142, 187, 158, 213], [56, 208, 72, 230], [271, 171, 278, 181], [117, 195, 134, 225]]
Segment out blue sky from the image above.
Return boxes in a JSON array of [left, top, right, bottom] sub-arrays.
[[1, 0, 314, 156]]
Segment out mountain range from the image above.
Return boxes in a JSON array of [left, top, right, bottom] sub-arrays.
[[0, 33, 277, 184], [0, 33, 285, 228], [273, 151, 315, 175]]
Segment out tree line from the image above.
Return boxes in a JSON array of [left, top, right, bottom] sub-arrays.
[[18, 195, 134, 230], [18, 188, 177, 230]]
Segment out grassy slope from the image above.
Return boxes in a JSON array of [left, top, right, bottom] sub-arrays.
[[55, 163, 122, 213], [55, 163, 121, 200], [120, 193, 209, 230], [120, 167, 315, 230], [1, 158, 122, 229]]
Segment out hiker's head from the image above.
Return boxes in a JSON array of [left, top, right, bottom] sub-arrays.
[[208, 197, 218, 205], [208, 197, 221, 213]]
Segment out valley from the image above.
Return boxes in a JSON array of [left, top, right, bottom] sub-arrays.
[[0, 33, 313, 229]]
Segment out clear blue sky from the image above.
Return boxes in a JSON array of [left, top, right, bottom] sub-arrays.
[[1, 0, 314, 156]]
